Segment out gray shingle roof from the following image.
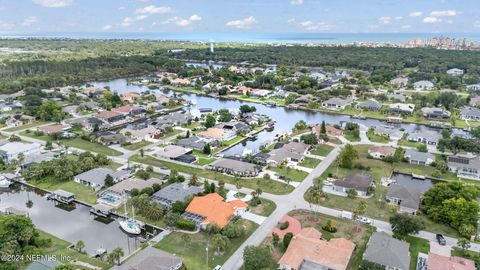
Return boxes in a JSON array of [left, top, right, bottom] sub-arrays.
[[404, 149, 435, 163], [151, 183, 204, 207], [333, 174, 373, 192], [74, 168, 129, 186], [386, 184, 422, 210], [363, 231, 410, 270]]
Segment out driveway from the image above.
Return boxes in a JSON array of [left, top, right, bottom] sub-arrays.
[[241, 212, 267, 225], [430, 241, 451, 257]]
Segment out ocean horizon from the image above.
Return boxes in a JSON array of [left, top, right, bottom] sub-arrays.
[[1, 32, 480, 44]]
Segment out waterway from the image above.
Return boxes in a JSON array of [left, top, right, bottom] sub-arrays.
[[0, 184, 158, 257], [92, 78, 423, 156]]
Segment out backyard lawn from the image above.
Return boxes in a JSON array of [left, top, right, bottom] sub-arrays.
[[155, 219, 258, 270], [268, 165, 308, 182], [310, 144, 334, 156], [130, 155, 294, 194], [30, 177, 97, 205], [249, 198, 277, 217], [298, 157, 321, 168], [366, 129, 389, 143], [406, 236, 430, 270], [195, 157, 216, 166], [123, 140, 152, 151], [37, 230, 109, 270]]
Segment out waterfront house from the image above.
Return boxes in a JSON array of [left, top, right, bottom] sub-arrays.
[[312, 123, 344, 138], [5, 114, 35, 128], [446, 68, 464, 76], [112, 246, 183, 270], [294, 94, 316, 105], [66, 116, 104, 132], [404, 149, 435, 166], [374, 125, 404, 141], [460, 107, 480, 121], [387, 93, 408, 103], [74, 168, 130, 191], [332, 174, 373, 197], [447, 155, 480, 180], [357, 99, 382, 111], [199, 127, 236, 141], [150, 183, 204, 210], [120, 125, 162, 142], [322, 97, 352, 110], [0, 142, 42, 164], [427, 252, 475, 270], [267, 141, 309, 164], [389, 103, 415, 115], [413, 80, 434, 91], [368, 145, 396, 159], [386, 184, 422, 215], [208, 158, 258, 177], [170, 78, 191, 86], [278, 227, 355, 270], [83, 87, 106, 97], [96, 110, 125, 123], [421, 107, 451, 119], [183, 193, 247, 229], [153, 145, 194, 162], [363, 232, 410, 270], [113, 105, 145, 117], [96, 132, 128, 145], [98, 177, 164, 206], [38, 124, 71, 135], [390, 77, 409, 88], [174, 136, 211, 151], [467, 84, 480, 92], [83, 101, 101, 111], [121, 92, 140, 103], [408, 129, 441, 146]]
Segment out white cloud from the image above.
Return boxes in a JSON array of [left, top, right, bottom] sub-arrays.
[[395, 16, 403, 20], [423, 17, 440, 23], [290, 0, 304, 5], [401, 25, 411, 29], [32, 0, 73, 8], [430, 10, 458, 17], [0, 20, 13, 30], [226, 16, 258, 29], [287, 18, 296, 23], [161, 14, 202, 27], [474, 20, 480, 28], [22, 16, 38, 26], [378, 16, 391, 24], [299, 20, 331, 31], [102, 25, 112, 30], [135, 5, 172, 15], [409, 11, 423, 17]]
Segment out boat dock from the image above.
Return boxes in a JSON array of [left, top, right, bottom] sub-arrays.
[[49, 189, 75, 204]]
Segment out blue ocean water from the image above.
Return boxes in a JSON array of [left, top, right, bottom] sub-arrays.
[[1, 32, 480, 44]]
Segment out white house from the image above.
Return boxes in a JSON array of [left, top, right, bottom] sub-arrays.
[[413, 80, 434, 91], [446, 68, 464, 77], [0, 142, 42, 164]]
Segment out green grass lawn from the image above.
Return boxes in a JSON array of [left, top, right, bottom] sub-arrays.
[[3, 121, 49, 132], [310, 144, 334, 156], [37, 230, 109, 270], [268, 165, 308, 182], [30, 176, 97, 205], [298, 157, 321, 168], [130, 155, 294, 194], [155, 219, 258, 270], [123, 140, 152, 151], [249, 198, 277, 217], [214, 136, 246, 153], [405, 236, 430, 270], [366, 129, 389, 143], [195, 157, 216, 166], [344, 130, 361, 142], [398, 140, 424, 148]]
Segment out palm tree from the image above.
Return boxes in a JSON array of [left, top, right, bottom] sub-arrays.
[[75, 240, 85, 253], [145, 205, 163, 221], [108, 247, 124, 266]]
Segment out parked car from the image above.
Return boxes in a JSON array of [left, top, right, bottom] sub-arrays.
[[213, 266, 222, 270], [356, 216, 372, 224], [436, 234, 446, 245]]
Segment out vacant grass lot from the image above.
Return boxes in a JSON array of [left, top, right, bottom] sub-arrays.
[[298, 157, 321, 168], [30, 177, 97, 204], [123, 140, 152, 151], [310, 144, 334, 156], [366, 129, 389, 143], [268, 166, 308, 182], [3, 121, 50, 132], [130, 155, 294, 194], [155, 219, 258, 270]]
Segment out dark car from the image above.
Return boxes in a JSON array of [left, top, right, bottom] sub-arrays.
[[436, 234, 446, 245]]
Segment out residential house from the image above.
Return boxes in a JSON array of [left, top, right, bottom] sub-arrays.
[[322, 97, 352, 110], [413, 80, 434, 91], [390, 77, 409, 88], [66, 116, 104, 132], [96, 132, 127, 145], [427, 252, 475, 270], [183, 193, 247, 229], [363, 232, 410, 270], [404, 149, 435, 166], [199, 127, 236, 141], [278, 227, 355, 270], [387, 93, 408, 103], [38, 124, 71, 135], [98, 177, 164, 206], [267, 142, 309, 164], [446, 68, 464, 76], [295, 94, 316, 105], [6, 114, 35, 127], [208, 158, 259, 177], [447, 155, 480, 180], [386, 184, 422, 215], [150, 183, 204, 209], [62, 105, 78, 116], [332, 174, 373, 197], [113, 105, 145, 117], [121, 92, 140, 103], [170, 78, 191, 86], [469, 96, 480, 108], [374, 125, 404, 141], [120, 125, 162, 142], [408, 129, 441, 146], [312, 123, 344, 139], [389, 103, 415, 115], [174, 136, 211, 151], [249, 89, 272, 98], [460, 107, 480, 121], [112, 246, 183, 270], [154, 145, 194, 163], [74, 168, 130, 190], [368, 146, 396, 159], [156, 94, 170, 106], [83, 87, 106, 97], [421, 107, 451, 119], [0, 142, 42, 164], [83, 101, 101, 111], [96, 111, 125, 123], [467, 84, 480, 92], [357, 99, 382, 111]]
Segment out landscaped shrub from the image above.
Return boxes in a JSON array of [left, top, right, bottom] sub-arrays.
[[279, 221, 290, 230], [283, 232, 293, 249], [176, 218, 196, 231], [322, 219, 338, 233]]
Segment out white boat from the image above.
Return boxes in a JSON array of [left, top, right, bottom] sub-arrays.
[[118, 192, 142, 235], [0, 179, 11, 188]]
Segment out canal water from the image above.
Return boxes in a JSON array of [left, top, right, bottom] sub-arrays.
[[0, 184, 157, 257], [92, 79, 421, 156]]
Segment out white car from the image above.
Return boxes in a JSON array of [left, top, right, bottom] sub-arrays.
[[356, 216, 372, 224], [213, 266, 222, 270]]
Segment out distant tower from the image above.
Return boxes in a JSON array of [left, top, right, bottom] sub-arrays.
[[209, 39, 214, 53]]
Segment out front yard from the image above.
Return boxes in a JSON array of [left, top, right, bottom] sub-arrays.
[[298, 157, 321, 168], [310, 144, 334, 156], [123, 140, 152, 151], [268, 165, 308, 182], [30, 177, 97, 205], [249, 198, 277, 217], [155, 219, 258, 270]]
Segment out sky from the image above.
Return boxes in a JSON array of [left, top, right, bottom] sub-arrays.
[[0, 0, 479, 34]]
